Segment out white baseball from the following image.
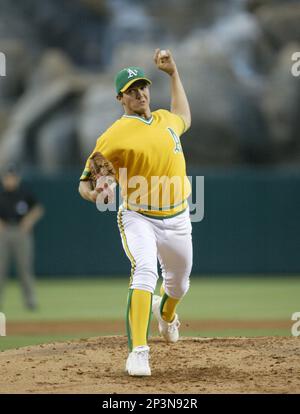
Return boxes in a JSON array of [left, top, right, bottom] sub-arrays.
[[160, 50, 167, 57]]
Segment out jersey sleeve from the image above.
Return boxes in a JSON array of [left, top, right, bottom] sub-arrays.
[[161, 110, 186, 137]]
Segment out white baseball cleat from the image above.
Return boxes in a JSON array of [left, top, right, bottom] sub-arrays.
[[152, 295, 180, 343], [125, 345, 151, 376]]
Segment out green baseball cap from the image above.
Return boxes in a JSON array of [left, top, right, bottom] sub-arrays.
[[114, 66, 152, 94]]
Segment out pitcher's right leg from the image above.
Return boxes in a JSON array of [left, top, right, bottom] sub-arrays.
[[117, 208, 158, 376]]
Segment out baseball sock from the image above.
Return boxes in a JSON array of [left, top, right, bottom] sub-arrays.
[[127, 289, 152, 350], [160, 292, 180, 323]]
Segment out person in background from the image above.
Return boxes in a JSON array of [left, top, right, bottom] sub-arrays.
[[0, 165, 44, 310]]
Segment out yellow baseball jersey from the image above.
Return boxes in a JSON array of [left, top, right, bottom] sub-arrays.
[[80, 109, 191, 218]]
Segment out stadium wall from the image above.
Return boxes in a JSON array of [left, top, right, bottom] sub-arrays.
[[22, 168, 300, 277]]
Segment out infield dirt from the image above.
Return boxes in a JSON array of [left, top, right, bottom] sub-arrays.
[[0, 336, 299, 393]]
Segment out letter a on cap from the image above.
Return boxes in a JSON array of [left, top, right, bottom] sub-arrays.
[[127, 69, 138, 78]]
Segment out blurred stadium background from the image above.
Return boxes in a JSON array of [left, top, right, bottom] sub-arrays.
[[0, 0, 300, 350]]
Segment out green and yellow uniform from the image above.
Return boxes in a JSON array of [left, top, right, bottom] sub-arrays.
[[80, 109, 191, 218]]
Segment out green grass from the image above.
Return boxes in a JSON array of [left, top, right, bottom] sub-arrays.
[[2, 276, 299, 321], [185, 276, 300, 320], [0, 276, 299, 351]]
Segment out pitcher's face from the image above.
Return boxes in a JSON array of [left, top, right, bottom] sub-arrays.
[[117, 81, 151, 116]]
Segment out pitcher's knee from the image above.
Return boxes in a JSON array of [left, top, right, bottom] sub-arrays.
[[165, 278, 190, 299], [130, 266, 158, 293]]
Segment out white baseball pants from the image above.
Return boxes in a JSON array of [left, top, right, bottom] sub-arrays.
[[118, 207, 193, 299]]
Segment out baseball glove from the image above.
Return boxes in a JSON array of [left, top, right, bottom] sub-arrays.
[[89, 152, 116, 204]]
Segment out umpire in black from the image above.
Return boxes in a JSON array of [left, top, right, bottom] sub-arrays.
[[0, 165, 44, 310]]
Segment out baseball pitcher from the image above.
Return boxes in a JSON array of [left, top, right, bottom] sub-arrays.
[[79, 49, 192, 376]]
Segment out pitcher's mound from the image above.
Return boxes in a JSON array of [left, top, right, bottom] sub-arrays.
[[0, 336, 299, 393]]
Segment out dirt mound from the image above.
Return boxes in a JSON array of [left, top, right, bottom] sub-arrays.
[[7, 319, 290, 335], [0, 336, 299, 393]]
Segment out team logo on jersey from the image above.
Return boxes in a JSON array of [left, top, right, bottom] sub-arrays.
[[16, 201, 29, 215], [167, 128, 183, 153], [127, 69, 138, 79]]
